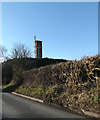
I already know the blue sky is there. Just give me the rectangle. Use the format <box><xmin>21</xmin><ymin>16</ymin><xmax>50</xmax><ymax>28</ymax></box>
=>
<box><xmin>2</xmin><ymin>2</ymin><xmax>98</xmax><ymax>60</ymax></box>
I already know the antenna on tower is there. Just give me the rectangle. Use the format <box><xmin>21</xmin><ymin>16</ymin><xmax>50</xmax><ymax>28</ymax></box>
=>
<box><xmin>34</xmin><ymin>36</ymin><xmax>36</xmax><ymax>41</ymax></box>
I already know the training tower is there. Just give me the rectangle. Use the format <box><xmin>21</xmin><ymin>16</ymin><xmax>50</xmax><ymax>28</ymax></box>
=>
<box><xmin>34</xmin><ymin>36</ymin><xmax>42</xmax><ymax>58</ymax></box>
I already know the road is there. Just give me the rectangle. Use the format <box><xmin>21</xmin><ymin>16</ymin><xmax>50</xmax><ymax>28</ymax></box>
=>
<box><xmin>1</xmin><ymin>91</ymin><xmax>90</xmax><ymax>119</ymax></box>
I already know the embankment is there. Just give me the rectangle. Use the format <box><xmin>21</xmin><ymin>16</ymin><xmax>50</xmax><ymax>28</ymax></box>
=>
<box><xmin>14</xmin><ymin>55</ymin><xmax>100</xmax><ymax>116</ymax></box>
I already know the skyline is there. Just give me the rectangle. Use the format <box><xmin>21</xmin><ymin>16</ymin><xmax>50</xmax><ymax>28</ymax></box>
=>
<box><xmin>2</xmin><ymin>2</ymin><xmax>98</xmax><ymax>60</ymax></box>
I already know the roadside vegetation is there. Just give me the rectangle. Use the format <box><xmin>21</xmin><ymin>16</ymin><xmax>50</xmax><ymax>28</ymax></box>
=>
<box><xmin>2</xmin><ymin>54</ymin><xmax>100</xmax><ymax>116</ymax></box>
<box><xmin>2</xmin><ymin>57</ymin><xmax>66</xmax><ymax>85</ymax></box>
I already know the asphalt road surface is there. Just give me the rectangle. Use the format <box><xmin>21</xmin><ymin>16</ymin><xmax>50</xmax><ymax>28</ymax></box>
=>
<box><xmin>1</xmin><ymin>91</ymin><xmax>90</xmax><ymax>119</ymax></box>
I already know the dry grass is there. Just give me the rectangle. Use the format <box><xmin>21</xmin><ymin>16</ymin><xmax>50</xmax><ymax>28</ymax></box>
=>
<box><xmin>14</xmin><ymin>55</ymin><xmax>100</xmax><ymax>114</ymax></box>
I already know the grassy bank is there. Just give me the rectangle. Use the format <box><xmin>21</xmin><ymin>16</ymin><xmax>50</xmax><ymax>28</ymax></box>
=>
<box><xmin>3</xmin><ymin>55</ymin><xmax>100</xmax><ymax>115</ymax></box>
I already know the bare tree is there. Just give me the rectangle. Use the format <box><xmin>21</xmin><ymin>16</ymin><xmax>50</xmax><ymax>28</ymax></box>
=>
<box><xmin>0</xmin><ymin>45</ymin><xmax>7</xmax><ymax>57</ymax></box>
<box><xmin>11</xmin><ymin>43</ymin><xmax>32</xmax><ymax>58</ymax></box>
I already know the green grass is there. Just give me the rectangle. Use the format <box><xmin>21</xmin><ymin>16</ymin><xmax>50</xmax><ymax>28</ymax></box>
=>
<box><xmin>15</xmin><ymin>86</ymin><xmax>27</xmax><ymax>94</ymax></box>
<box><xmin>3</xmin><ymin>83</ymin><xmax>14</xmax><ymax>89</ymax></box>
<box><xmin>16</xmin><ymin>86</ymin><xmax>45</xmax><ymax>96</ymax></box>
<box><xmin>3</xmin><ymin>83</ymin><xmax>18</xmax><ymax>92</ymax></box>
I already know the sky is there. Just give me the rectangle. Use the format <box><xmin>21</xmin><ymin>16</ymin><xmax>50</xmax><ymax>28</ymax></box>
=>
<box><xmin>2</xmin><ymin>2</ymin><xmax>98</xmax><ymax>60</ymax></box>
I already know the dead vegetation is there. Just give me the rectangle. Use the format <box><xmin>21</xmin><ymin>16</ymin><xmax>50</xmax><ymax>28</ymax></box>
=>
<box><xmin>14</xmin><ymin>55</ymin><xmax>100</xmax><ymax>114</ymax></box>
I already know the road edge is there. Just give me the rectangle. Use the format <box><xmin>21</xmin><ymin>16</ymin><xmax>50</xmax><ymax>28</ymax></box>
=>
<box><xmin>12</xmin><ymin>92</ymin><xmax>100</xmax><ymax>119</ymax></box>
<box><xmin>12</xmin><ymin>92</ymin><xmax>43</xmax><ymax>103</ymax></box>
<box><xmin>81</xmin><ymin>109</ymin><xmax>100</xmax><ymax>119</ymax></box>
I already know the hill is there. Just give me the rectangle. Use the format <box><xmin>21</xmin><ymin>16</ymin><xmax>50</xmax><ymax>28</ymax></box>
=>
<box><xmin>2</xmin><ymin>57</ymin><xmax>66</xmax><ymax>85</ymax></box>
<box><xmin>3</xmin><ymin>55</ymin><xmax>100</xmax><ymax>117</ymax></box>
